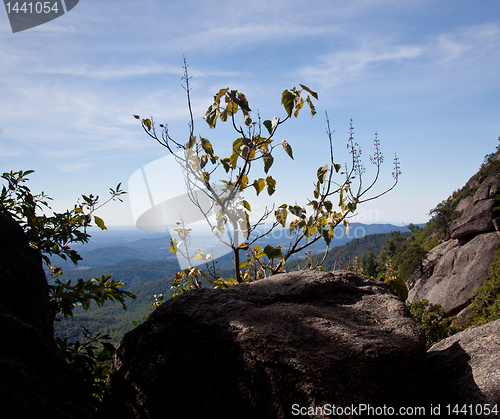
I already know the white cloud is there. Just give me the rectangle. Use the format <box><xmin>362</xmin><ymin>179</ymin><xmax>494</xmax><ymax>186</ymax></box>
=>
<box><xmin>58</xmin><ymin>161</ymin><xmax>94</xmax><ymax>173</ymax></box>
<box><xmin>33</xmin><ymin>63</ymin><xmax>182</xmax><ymax>80</ymax></box>
<box><xmin>435</xmin><ymin>23</ymin><xmax>500</xmax><ymax>64</ymax></box>
<box><xmin>296</xmin><ymin>21</ymin><xmax>500</xmax><ymax>93</ymax></box>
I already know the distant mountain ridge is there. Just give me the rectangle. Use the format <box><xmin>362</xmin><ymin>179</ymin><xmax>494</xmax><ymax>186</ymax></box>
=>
<box><xmin>54</xmin><ymin>227</ymin><xmax>416</xmax><ymax>343</ymax></box>
<box><xmin>58</xmin><ymin>222</ymin><xmax>414</xmax><ymax>270</ymax></box>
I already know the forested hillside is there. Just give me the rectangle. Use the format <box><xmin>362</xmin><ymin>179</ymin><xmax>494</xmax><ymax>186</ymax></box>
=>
<box><xmin>54</xmin><ymin>229</ymin><xmax>408</xmax><ymax>343</ymax></box>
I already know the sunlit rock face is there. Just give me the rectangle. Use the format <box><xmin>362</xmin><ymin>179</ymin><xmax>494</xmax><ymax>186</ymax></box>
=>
<box><xmin>408</xmin><ymin>231</ymin><xmax>498</xmax><ymax>315</ymax></box>
<box><xmin>409</xmin><ymin>174</ymin><xmax>500</xmax><ymax>315</ymax></box>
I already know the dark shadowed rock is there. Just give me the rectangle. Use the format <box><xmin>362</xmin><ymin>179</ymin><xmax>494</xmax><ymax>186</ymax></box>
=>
<box><xmin>427</xmin><ymin>319</ymin><xmax>500</xmax><ymax>412</ymax></box>
<box><xmin>0</xmin><ymin>213</ymin><xmax>54</xmax><ymax>348</ymax></box>
<box><xmin>408</xmin><ymin>232</ymin><xmax>499</xmax><ymax>314</ymax></box>
<box><xmin>100</xmin><ymin>271</ymin><xmax>426</xmax><ymax>419</ymax></box>
<box><xmin>0</xmin><ymin>306</ymin><xmax>93</xmax><ymax>418</ymax></box>
<box><xmin>0</xmin><ymin>213</ymin><xmax>94</xmax><ymax>417</ymax></box>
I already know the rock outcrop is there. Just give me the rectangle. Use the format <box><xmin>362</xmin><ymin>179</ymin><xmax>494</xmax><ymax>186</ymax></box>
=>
<box><xmin>408</xmin><ymin>173</ymin><xmax>500</xmax><ymax>314</ymax></box>
<box><xmin>100</xmin><ymin>271</ymin><xmax>426</xmax><ymax>419</ymax></box>
<box><xmin>408</xmin><ymin>231</ymin><xmax>498</xmax><ymax>314</ymax></box>
<box><xmin>0</xmin><ymin>213</ymin><xmax>93</xmax><ymax>418</ymax></box>
<box><xmin>427</xmin><ymin>319</ymin><xmax>500</xmax><ymax>410</ymax></box>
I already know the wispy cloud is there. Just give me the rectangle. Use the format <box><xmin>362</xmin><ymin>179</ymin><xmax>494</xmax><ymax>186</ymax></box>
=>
<box><xmin>169</xmin><ymin>22</ymin><xmax>338</xmax><ymax>52</ymax></box>
<box><xmin>435</xmin><ymin>23</ymin><xmax>500</xmax><ymax>64</ymax></box>
<box><xmin>297</xmin><ymin>22</ymin><xmax>500</xmax><ymax>92</ymax></box>
<box><xmin>33</xmin><ymin>63</ymin><xmax>182</xmax><ymax>80</ymax></box>
<box><xmin>58</xmin><ymin>161</ymin><xmax>94</xmax><ymax>173</ymax></box>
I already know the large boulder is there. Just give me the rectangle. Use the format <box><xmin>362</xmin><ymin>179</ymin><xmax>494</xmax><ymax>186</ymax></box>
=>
<box><xmin>0</xmin><ymin>213</ymin><xmax>93</xmax><ymax>418</ymax></box>
<box><xmin>0</xmin><ymin>213</ymin><xmax>54</xmax><ymax>348</ymax></box>
<box><xmin>100</xmin><ymin>271</ymin><xmax>426</xmax><ymax>419</ymax></box>
<box><xmin>408</xmin><ymin>231</ymin><xmax>499</xmax><ymax>314</ymax></box>
<box><xmin>427</xmin><ymin>319</ymin><xmax>500</xmax><ymax>410</ymax></box>
<box><xmin>0</xmin><ymin>307</ymin><xmax>93</xmax><ymax>418</ymax></box>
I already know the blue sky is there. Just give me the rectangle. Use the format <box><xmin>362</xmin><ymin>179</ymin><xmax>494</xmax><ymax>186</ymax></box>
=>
<box><xmin>1</xmin><ymin>0</ymin><xmax>499</xmax><ymax>229</ymax></box>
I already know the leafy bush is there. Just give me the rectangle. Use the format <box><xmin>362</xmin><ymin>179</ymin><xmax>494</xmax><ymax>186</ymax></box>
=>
<box><xmin>0</xmin><ymin>169</ymin><xmax>136</xmax><ymax>406</ymax></box>
<box><xmin>408</xmin><ymin>298</ymin><xmax>455</xmax><ymax>349</ymax></box>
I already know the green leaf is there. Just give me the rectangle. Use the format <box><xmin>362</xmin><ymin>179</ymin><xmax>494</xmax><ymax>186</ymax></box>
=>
<box><xmin>281</xmin><ymin>90</ymin><xmax>295</xmax><ymax>117</ymax></box>
<box><xmin>242</xmin><ymin>200</ymin><xmax>251</xmax><ymax>211</ymax></box>
<box><xmin>299</xmin><ymin>84</ymin><xmax>319</xmax><ymax>100</ymax></box>
<box><xmin>293</xmin><ymin>97</ymin><xmax>304</xmax><ymax>118</ymax></box>
<box><xmin>322</xmin><ymin>228</ymin><xmax>332</xmax><ymax>246</ymax></box>
<box><xmin>266</xmin><ymin>175</ymin><xmax>276</xmax><ymax>196</ymax></box>
<box><xmin>263</xmin><ymin>153</ymin><xmax>274</xmax><ymax>174</ymax></box>
<box><xmin>240</xmin><ymin>174</ymin><xmax>249</xmax><ymax>191</ymax></box>
<box><xmin>205</xmin><ymin>106</ymin><xmax>218</xmax><ymax>128</ymax></box>
<box><xmin>263</xmin><ymin>245</ymin><xmax>283</xmax><ymax>260</ymax></box>
<box><xmin>186</xmin><ymin>136</ymin><xmax>196</xmax><ymax>149</ymax></box>
<box><xmin>306</xmin><ymin>96</ymin><xmax>316</xmax><ymax>118</ymax></box>
<box><xmin>236</xmin><ymin>92</ymin><xmax>251</xmax><ymax>112</ymax></box>
<box><xmin>282</xmin><ymin>140</ymin><xmax>294</xmax><ymax>160</ymax></box>
<box><xmin>200</xmin><ymin>138</ymin><xmax>214</xmax><ymax>156</ymax></box>
<box><xmin>314</xmin><ymin>182</ymin><xmax>320</xmax><ymax>199</ymax></box>
<box><xmin>275</xmin><ymin>207</ymin><xmax>288</xmax><ymax>227</ymax></box>
<box><xmin>253</xmin><ymin>178</ymin><xmax>266</xmax><ymax>196</ymax></box>
<box><xmin>230</xmin><ymin>151</ymin><xmax>239</xmax><ymax>170</ymax></box>
<box><xmin>133</xmin><ymin>115</ymin><xmax>140</xmax><ymax>119</ymax></box>
<box><xmin>200</xmin><ymin>154</ymin><xmax>208</xmax><ymax>169</ymax></box>
<box><xmin>263</xmin><ymin>120</ymin><xmax>272</xmax><ymax>135</ymax></box>
<box><xmin>214</xmin><ymin>87</ymin><xmax>229</xmax><ymax>102</ymax></box>
<box><xmin>94</xmin><ymin>216</ymin><xmax>107</xmax><ymax>230</ymax></box>
<box><xmin>317</xmin><ymin>164</ymin><xmax>328</xmax><ymax>184</ymax></box>
<box><xmin>306</xmin><ymin>226</ymin><xmax>317</xmax><ymax>238</ymax></box>
<box><xmin>263</xmin><ymin>116</ymin><xmax>279</xmax><ymax>135</ymax></box>
<box><xmin>221</xmin><ymin>158</ymin><xmax>231</xmax><ymax>173</ymax></box>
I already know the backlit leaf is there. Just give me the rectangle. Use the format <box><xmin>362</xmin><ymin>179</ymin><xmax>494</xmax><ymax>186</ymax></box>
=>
<box><xmin>263</xmin><ymin>245</ymin><xmax>283</xmax><ymax>260</ymax></box>
<box><xmin>253</xmin><ymin>178</ymin><xmax>266</xmax><ymax>196</ymax></box>
<box><xmin>214</xmin><ymin>87</ymin><xmax>229</xmax><ymax>103</ymax></box>
<box><xmin>186</xmin><ymin>136</ymin><xmax>196</xmax><ymax>149</ymax></box>
<box><xmin>266</xmin><ymin>175</ymin><xmax>276</xmax><ymax>196</ymax></box>
<box><xmin>317</xmin><ymin>164</ymin><xmax>328</xmax><ymax>183</ymax></box>
<box><xmin>281</xmin><ymin>90</ymin><xmax>295</xmax><ymax>117</ymax></box>
<box><xmin>143</xmin><ymin>118</ymin><xmax>152</xmax><ymax>131</ymax></box>
<box><xmin>200</xmin><ymin>155</ymin><xmax>208</xmax><ymax>169</ymax></box>
<box><xmin>221</xmin><ymin>158</ymin><xmax>231</xmax><ymax>173</ymax></box>
<box><xmin>201</xmin><ymin>138</ymin><xmax>214</xmax><ymax>156</ymax></box>
<box><xmin>299</xmin><ymin>84</ymin><xmax>319</xmax><ymax>100</ymax></box>
<box><xmin>94</xmin><ymin>216</ymin><xmax>107</xmax><ymax>230</ymax></box>
<box><xmin>263</xmin><ymin>153</ymin><xmax>274</xmax><ymax>174</ymax></box>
